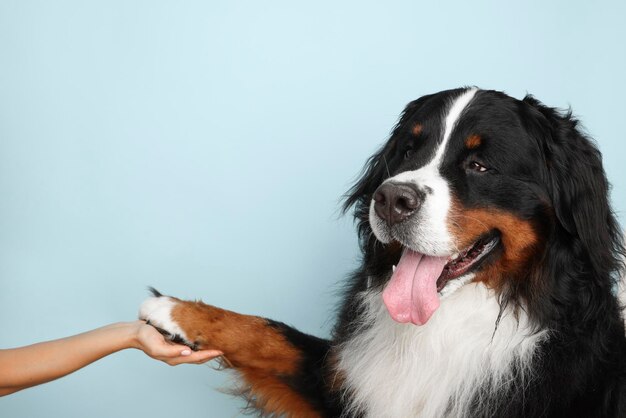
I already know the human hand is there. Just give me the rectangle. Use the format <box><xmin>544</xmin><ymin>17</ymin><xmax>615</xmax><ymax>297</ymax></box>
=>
<box><xmin>131</xmin><ymin>321</ymin><xmax>223</xmax><ymax>366</ymax></box>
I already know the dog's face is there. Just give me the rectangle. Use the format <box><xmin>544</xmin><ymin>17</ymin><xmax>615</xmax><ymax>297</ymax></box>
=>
<box><xmin>356</xmin><ymin>88</ymin><xmax>585</xmax><ymax>325</ymax></box>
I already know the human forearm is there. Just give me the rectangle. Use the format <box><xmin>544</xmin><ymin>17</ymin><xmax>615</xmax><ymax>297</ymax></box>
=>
<box><xmin>0</xmin><ymin>322</ymin><xmax>139</xmax><ymax>394</ymax></box>
<box><xmin>0</xmin><ymin>320</ymin><xmax>222</xmax><ymax>397</ymax></box>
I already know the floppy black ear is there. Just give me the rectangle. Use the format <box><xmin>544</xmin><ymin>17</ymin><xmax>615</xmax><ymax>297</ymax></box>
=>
<box><xmin>342</xmin><ymin>98</ymin><xmax>428</xmax><ymax>212</ymax></box>
<box><xmin>523</xmin><ymin>95</ymin><xmax>624</xmax><ymax>279</ymax></box>
<box><xmin>342</xmin><ymin>140</ymin><xmax>395</xmax><ymax>213</ymax></box>
<box><xmin>342</xmin><ymin>99</ymin><xmax>425</xmax><ymax>247</ymax></box>
<box><xmin>341</xmin><ymin>137</ymin><xmax>396</xmax><ymax>244</ymax></box>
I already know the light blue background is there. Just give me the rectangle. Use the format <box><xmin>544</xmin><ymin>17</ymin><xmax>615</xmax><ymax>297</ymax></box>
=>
<box><xmin>1</xmin><ymin>1</ymin><xmax>624</xmax><ymax>417</ymax></box>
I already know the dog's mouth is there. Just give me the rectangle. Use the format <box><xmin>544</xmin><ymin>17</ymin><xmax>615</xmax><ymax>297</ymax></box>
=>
<box><xmin>436</xmin><ymin>232</ymin><xmax>500</xmax><ymax>293</ymax></box>
<box><xmin>383</xmin><ymin>232</ymin><xmax>500</xmax><ymax>326</ymax></box>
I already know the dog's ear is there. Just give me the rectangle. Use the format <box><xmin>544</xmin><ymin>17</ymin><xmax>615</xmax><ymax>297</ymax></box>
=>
<box><xmin>341</xmin><ymin>137</ymin><xmax>396</xmax><ymax>246</ymax></box>
<box><xmin>342</xmin><ymin>100</ymin><xmax>422</xmax><ymax>217</ymax></box>
<box><xmin>342</xmin><ymin>139</ymin><xmax>395</xmax><ymax>214</ymax></box>
<box><xmin>523</xmin><ymin>95</ymin><xmax>624</xmax><ymax>277</ymax></box>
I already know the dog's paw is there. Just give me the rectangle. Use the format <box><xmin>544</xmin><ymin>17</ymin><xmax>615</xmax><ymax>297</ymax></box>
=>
<box><xmin>139</xmin><ymin>292</ymin><xmax>194</xmax><ymax>349</ymax></box>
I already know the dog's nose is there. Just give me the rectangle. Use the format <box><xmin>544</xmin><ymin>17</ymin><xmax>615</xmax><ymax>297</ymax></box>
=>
<box><xmin>373</xmin><ymin>182</ymin><xmax>422</xmax><ymax>226</ymax></box>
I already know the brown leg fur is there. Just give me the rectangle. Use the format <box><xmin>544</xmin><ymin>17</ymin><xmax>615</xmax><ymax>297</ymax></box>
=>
<box><xmin>168</xmin><ymin>298</ymin><xmax>323</xmax><ymax>418</ymax></box>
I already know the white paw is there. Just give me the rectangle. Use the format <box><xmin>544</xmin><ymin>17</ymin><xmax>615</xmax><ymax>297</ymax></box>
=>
<box><xmin>139</xmin><ymin>296</ymin><xmax>189</xmax><ymax>342</ymax></box>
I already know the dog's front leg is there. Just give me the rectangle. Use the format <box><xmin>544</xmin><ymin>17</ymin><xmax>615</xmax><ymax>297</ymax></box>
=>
<box><xmin>139</xmin><ymin>289</ymin><xmax>335</xmax><ymax>418</ymax></box>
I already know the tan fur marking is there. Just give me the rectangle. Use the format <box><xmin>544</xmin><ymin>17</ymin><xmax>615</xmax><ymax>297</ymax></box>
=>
<box><xmin>170</xmin><ymin>301</ymin><xmax>321</xmax><ymax>417</ymax></box>
<box><xmin>447</xmin><ymin>199</ymin><xmax>538</xmax><ymax>288</ymax></box>
<box><xmin>238</xmin><ymin>369</ymin><xmax>322</xmax><ymax>418</ymax></box>
<box><xmin>171</xmin><ymin>301</ymin><xmax>300</xmax><ymax>373</ymax></box>
<box><xmin>465</xmin><ymin>134</ymin><xmax>482</xmax><ymax>149</ymax></box>
<box><xmin>411</xmin><ymin>123</ymin><xmax>423</xmax><ymax>136</ymax></box>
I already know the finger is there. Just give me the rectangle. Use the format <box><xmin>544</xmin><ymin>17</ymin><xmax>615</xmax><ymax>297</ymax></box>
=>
<box><xmin>152</xmin><ymin>342</ymin><xmax>198</xmax><ymax>358</ymax></box>
<box><xmin>182</xmin><ymin>349</ymin><xmax>223</xmax><ymax>362</ymax></box>
<box><xmin>190</xmin><ymin>349</ymin><xmax>223</xmax><ymax>360</ymax></box>
<box><xmin>167</xmin><ymin>350</ymin><xmax>223</xmax><ymax>365</ymax></box>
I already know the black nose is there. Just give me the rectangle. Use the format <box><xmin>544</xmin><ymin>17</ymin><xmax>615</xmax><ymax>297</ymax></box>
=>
<box><xmin>373</xmin><ymin>182</ymin><xmax>422</xmax><ymax>226</ymax></box>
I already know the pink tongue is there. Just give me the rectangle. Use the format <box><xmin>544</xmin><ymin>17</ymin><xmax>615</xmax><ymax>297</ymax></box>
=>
<box><xmin>382</xmin><ymin>249</ymin><xmax>448</xmax><ymax>325</ymax></box>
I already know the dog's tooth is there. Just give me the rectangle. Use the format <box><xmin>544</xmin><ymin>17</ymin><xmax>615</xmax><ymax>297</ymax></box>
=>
<box><xmin>451</xmin><ymin>252</ymin><xmax>460</xmax><ymax>259</ymax></box>
<box><xmin>392</xmin><ymin>264</ymin><xmax>396</xmax><ymax>272</ymax></box>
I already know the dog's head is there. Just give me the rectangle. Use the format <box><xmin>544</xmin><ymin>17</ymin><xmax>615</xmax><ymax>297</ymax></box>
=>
<box><xmin>344</xmin><ymin>88</ymin><xmax>623</xmax><ymax>325</ymax></box>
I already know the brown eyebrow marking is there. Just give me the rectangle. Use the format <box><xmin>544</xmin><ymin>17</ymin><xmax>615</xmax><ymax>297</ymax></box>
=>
<box><xmin>465</xmin><ymin>134</ymin><xmax>482</xmax><ymax>149</ymax></box>
<box><xmin>411</xmin><ymin>123</ymin><xmax>423</xmax><ymax>136</ymax></box>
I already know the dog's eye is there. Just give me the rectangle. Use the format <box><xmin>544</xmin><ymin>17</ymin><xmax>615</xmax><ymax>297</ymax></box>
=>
<box><xmin>469</xmin><ymin>161</ymin><xmax>489</xmax><ymax>172</ymax></box>
<box><xmin>404</xmin><ymin>149</ymin><xmax>415</xmax><ymax>159</ymax></box>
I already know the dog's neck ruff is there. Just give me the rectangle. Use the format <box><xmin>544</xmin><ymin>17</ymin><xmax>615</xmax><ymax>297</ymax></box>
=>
<box><xmin>336</xmin><ymin>283</ymin><xmax>548</xmax><ymax>418</ymax></box>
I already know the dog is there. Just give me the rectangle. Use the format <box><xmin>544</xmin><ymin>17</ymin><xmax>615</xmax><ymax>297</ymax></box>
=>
<box><xmin>139</xmin><ymin>87</ymin><xmax>626</xmax><ymax>418</ymax></box>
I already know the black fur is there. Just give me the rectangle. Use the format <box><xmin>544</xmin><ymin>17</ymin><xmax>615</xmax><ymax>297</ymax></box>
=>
<box><xmin>333</xmin><ymin>89</ymin><xmax>626</xmax><ymax>417</ymax></box>
<box><xmin>265</xmin><ymin>320</ymin><xmax>343</xmax><ymax>417</ymax></box>
<box><xmin>204</xmin><ymin>89</ymin><xmax>626</xmax><ymax>417</ymax></box>
<box><xmin>148</xmin><ymin>286</ymin><xmax>163</xmax><ymax>298</ymax></box>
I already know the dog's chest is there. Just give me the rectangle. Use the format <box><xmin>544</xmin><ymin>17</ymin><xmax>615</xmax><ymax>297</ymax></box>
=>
<box><xmin>335</xmin><ymin>284</ymin><xmax>545</xmax><ymax>418</ymax></box>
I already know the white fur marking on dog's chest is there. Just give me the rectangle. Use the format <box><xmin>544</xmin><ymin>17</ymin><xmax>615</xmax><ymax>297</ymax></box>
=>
<box><xmin>336</xmin><ymin>283</ymin><xmax>546</xmax><ymax>418</ymax></box>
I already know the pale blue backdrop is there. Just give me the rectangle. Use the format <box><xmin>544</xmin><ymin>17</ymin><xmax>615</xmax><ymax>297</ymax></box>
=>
<box><xmin>1</xmin><ymin>1</ymin><xmax>624</xmax><ymax>417</ymax></box>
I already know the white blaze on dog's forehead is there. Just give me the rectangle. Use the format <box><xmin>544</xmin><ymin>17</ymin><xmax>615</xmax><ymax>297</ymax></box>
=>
<box><xmin>390</xmin><ymin>88</ymin><xmax>479</xmax><ymax>176</ymax></box>
<box><xmin>369</xmin><ymin>88</ymin><xmax>479</xmax><ymax>256</ymax></box>
<box><xmin>433</xmin><ymin>87</ymin><xmax>478</xmax><ymax>167</ymax></box>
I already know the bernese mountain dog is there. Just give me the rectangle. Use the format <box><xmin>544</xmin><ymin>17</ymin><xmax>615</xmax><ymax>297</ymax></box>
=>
<box><xmin>139</xmin><ymin>87</ymin><xmax>626</xmax><ymax>418</ymax></box>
